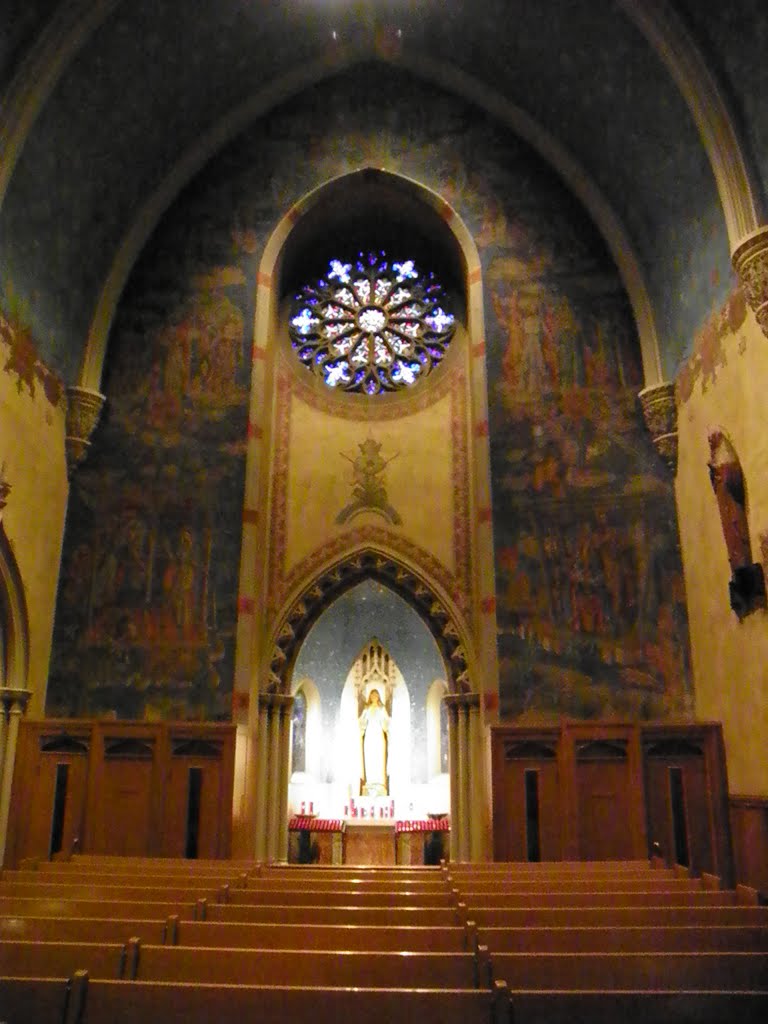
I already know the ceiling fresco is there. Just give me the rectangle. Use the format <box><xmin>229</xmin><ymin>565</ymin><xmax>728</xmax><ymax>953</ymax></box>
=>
<box><xmin>0</xmin><ymin>0</ymin><xmax>765</xmax><ymax>384</ymax></box>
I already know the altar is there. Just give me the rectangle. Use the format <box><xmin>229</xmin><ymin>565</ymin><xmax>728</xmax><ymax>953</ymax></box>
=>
<box><xmin>288</xmin><ymin>814</ymin><xmax>450</xmax><ymax>866</ymax></box>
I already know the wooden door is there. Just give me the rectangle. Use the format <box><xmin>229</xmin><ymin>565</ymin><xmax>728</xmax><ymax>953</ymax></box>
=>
<box><xmin>162</xmin><ymin>738</ymin><xmax>227</xmax><ymax>859</ymax></box>
<box><xmin>89</xmin><ymin>735</ymin><xmax>158</xmax><ymax>856</ymax></box>
<box><xmin>575</xmin><ymin>739</ymin><xmax>635</xmax><ymax>860</ymax></box>
<box><xmin>10</xmin><ymin>731</ymin><xmax>89</xmax><ymax>863</ymax></box>
<box><xmin>644</xmin><ymin>738</ymin><xmax>714</xmax><ymax>874</ymax></box>
<box><xmin>493</xmin><ymin>739</ymin><xmax>561</xmax><ymax>861</ymax></box>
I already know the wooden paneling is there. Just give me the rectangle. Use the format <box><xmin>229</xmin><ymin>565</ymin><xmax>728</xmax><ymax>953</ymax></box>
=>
<box><xmin>491</xmin><ymin>722</ymin><xmax>732</xmax><ymax>878</ymax></box>
<box><xmin>730</xmin><ymin>796</ymin><xmax>768</xmax><ymax>894</ymax></box>
<box><xmin>7</xmin><ymin>720</ymin><xmax>235</xmax><ymax>865</ymax></box>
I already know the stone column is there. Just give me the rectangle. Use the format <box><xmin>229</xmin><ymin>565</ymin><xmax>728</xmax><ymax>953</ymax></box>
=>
<box><xmin>65</xmin><ymin>386</ymin><xmax>106</xmax><ymax>475</ymax></box>
<box><xmin>0</xmin><ymin>697</ymin><xmax>9</xmax><ymax>802</ymax></box>
<box><xmin>254</xmin><ymin>696</ymin><xmax>270</xmax><ymax>861</ymax></box>
<box><xmin>639</xmin><ymin>381</ymin><xmax>678</xmax><ymax>472</ymax></box>
<box><xmin>266</xmin><ymin>696</ymin><xmax>282</xmax><ymax>862</ymax></box>
<box><xmin>732</xmin><ymin>227</ymin><xmax>768</xmax><ymax>339</ymax></box>
<box><xmin>456</xmin><ymin>699</ymin><xmax>470</xmax><ymax>861</ymax></box>
<box><xmin>277</xmin><ymin>694</ymin><xmax>293</xmax><ymax>863</ymax></box>
<box><xmin>446</xmin><ymin>696</ymin><xmax>460</xmax><ymax>862</ymax></box>
<box><xmin>467</xmin><ymin>694</ymin><xmax>485</xmax><ymax>861</ymax></box>
<box><xmin>0</xmin><ymin>689</ymin><xmax>30</xmax><ymax>865</ymax></box>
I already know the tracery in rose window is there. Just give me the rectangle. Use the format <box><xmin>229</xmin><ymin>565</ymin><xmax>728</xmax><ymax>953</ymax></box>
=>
<box><xmin>288</xmin><ymin>252</ymin><xmax>455</xmax><ymax>394</ymax></box>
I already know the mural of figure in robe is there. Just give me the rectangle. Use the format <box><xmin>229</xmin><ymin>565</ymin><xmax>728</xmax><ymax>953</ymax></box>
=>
<box><xmin>360</xmin><ymin>688</ymin><xmax>390</xmax><ymax>797</ymax></box>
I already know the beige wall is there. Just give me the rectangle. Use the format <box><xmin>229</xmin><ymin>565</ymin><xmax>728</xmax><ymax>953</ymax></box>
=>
<box><xmin>676</xmin><ymin>293</ymin><xmax>768</xmax><ymax>795</ymax></box>
<box><xmin>0</xmin><ymin>351</ymin><xmax>68</xmax><ymax>715</ymax></box>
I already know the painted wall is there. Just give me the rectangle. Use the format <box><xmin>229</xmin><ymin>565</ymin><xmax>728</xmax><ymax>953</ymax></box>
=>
<box><xmin>676</xmin><ymin>288</ymin><xmax>768</xmax><ymax>795</ymax></box>
<box><xmin>45</xmin><ymin>66</ymin><xmax>689</xmax><ymax>723</ymax></box>
<box><xmin>0</xmin><ymin>308</ymin><xmax>67</xmax><ymax>714</ymax></box>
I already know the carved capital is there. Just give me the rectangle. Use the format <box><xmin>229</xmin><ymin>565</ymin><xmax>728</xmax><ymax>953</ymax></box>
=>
<box><xmin>639</xmin><ymin>381</ymin><xmax>677</xmax><ymax>472</ymax></box>
<box><xmin>732</xmin><ymin>227</ymin><xmax>768</xmax><ymax>338</ymax></box>
<box><xmin>65</xmin><ymin>386</ymin><xmax>106</xmax><ymax>475</ymax></box>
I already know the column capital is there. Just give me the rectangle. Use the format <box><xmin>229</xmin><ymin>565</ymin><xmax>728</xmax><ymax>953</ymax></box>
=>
<box><xmin>0</xmin><ymin>688</ymin><xmax>31</xmax><ymax>712</ymax></box>
<box><xmin>639</xmin><ymin>381</ymin><xmax>677</xmax><ymax>472</ymax></box>
<box><xmin>444</xmin><ymin>691</ymin><xmax>481</xmax><ymax>711</ymax></box>
<box><xmin>732</xmin><ymin>227</ymin><xmax>768</xmax><ymax>339</ymax></box>
<box><xmin>65</xmin><ymin>386</ymin><xmax>106</xmax><ymax>476</ymax></box>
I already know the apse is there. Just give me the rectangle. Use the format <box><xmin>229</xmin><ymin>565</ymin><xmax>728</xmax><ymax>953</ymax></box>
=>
<box><xmin>288</xmin><ymin>578</ymin><xmax>449</xmax><ymax>821</ymax></box>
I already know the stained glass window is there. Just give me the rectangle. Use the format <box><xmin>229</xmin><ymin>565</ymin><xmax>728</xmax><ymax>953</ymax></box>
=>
<box><xmin>289</xmin><ymin>252</ymin><xmax>455</xmax><ymax>394</ymax></box>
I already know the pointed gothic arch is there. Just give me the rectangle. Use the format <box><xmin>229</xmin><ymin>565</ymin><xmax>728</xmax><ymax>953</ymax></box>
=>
<box><xmin>268</xmin><ymin>548</ymin><xmax>473</xmax><ymax>698</ymax></box>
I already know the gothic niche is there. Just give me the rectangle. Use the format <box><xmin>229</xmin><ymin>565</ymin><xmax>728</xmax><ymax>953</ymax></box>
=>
<box><xmin>707</xmin><ymin>429</ymin><xmax>766</xmax><ymax>618</ymax></box>
<box><xmin>344</xmin><ymin>638</ymin><xmax>409</xmax><ymax>800</ymax></box>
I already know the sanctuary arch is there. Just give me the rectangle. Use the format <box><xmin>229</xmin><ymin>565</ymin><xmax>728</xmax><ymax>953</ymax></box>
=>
<box><xmin>233</xmin><ymin>168</ymin><xmax>498</xmax><ymax>862</ymax></box>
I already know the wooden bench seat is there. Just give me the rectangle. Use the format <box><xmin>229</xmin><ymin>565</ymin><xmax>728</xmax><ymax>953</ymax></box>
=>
<box><xmin>0</xmin><ymin>915</ymin><xmax>168</xmax><ymax>945</ymax></box>
<box><xmin>3</xmin><ymin>868</ymin><xmax>251</xmax><ymax>888</ymax></box>
<box><xmin>480</xmin><ymin>924</ymin><xmax>768</xmax><ymax>953</ymax></box>
<box><xmin>468</xmin><ymin>904</ymin><xmax>768</xmax><ymax>928</ymax></box>
<box><xmin>456</xmin><ymin>878</ymin><xmax>703</xmax><ymax>893</ymax></box>
<box><xmin>171</xmin><ymin>919</ymin><xmax>471</xmax><ymax>951</ymax></box>
<box><xmin>0</xmin><ymin>975</ymin><xmax>513</xmax><ymax>1024</ymax></box>
<box><xmin>228</xmin><ymin>886</ymin><xmax>453</xmax><ymax>907</ymax></box>
<box><xmin>0</xmin><ymin>896</ymin><xmax>198</xmax><ymax>920</ymax></box>
<box><xmin>461</xmin><ymin>889</ymin><xmax>736</xmax><ymax>908</ymax></box>
<box><xmin>0</xmin><ymin>880</ymin><xmax>221</xmax><ymax>902</ymax></box>
<box><xmin>447</xmin><ymin>860</ymin><xmax>655</xmax><ymax>872</ymax></box>
<box><xmin>507</xmin><ymin>989</ymin><xmax>768</xmax><ymax>1024</ymax></box>
<box><xmin>0</xmin><ymin>940</ymin><xmax>126</xmax><ymax>980</ymax></box>
<box><xmin>202</xmin><ymin>901</ymin><xmax>461</xmax><ymax>927</ymax></box>
<box><xmin>490</xmin><ymin>951</ymin><xmax>768</xmax><ymax>991</ymax></box>
<box><xmin>126</xmin><ymin>944</ymin><xmax>489</xmax><ymax>988</ymax></box>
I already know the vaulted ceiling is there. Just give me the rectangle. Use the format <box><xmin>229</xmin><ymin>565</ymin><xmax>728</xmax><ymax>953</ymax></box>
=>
<box><xmin>1</xmin><ymin>0</ymin><xmax>766</xmax><ymax>386</ymax></box>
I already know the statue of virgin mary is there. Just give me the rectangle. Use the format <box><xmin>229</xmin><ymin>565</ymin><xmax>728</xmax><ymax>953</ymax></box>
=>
<box><xmin>359</xmin><ymin>688</ymin><xmax>389</xmax><ymax>796</ymax></box>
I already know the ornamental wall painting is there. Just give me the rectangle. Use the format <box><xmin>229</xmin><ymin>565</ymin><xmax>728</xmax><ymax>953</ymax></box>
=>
<box><xmin>47</xmin><ymin>270</ymin><xmax>251</xmax><ymax>720</ymax></box>
<box><xmin>47</xmin><ymin>65</ymin><xmax>691</xmax><ymax>721</ymax></box>
<box><xmin>487</xmin><ymin>274</ymin><xmax>691</xmax><ymax>719</ymax></box>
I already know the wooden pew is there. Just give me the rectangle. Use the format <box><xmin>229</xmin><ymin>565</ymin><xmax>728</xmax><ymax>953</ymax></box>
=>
<box><xmin>460</xmin><ymin>889</ymin><xmax>737</xmax><ymax>908</ymax></box>
<box><xmin>480</xmin><ymin>924</ymin><xmax>768</xmax><ymax>953</ymax></box>
<box><xmin>467</xmin><ymin>904</ymin><xmax>768</xmax><ymax>928</ymax></box>
<box><xmin>0</xmin><ymin>896</ymin><xmax>198</xmax><ymax>920</ymax></box>
<box><xmin>0</xmin><ymin>915</ymin><xmax>168</xmax><ymax>945</ymax></box>
<box><xmin>23</xmin><ymin>973</ymin><xmax>514</xmax><ymax>1024</ymax></box>
<box><xmin>491</xmin><ymin>951</ymin><xmax>768</xmax><ymax>990</ymax></box>
<box><xmin>0</xmin><ymin>977</ymin><xmax>67</xmax><ymax>1024</ymax></box>
<box><xmin>507</xmin><ymin>990</ymin><xmax>768</xmax><ymax>1023</ymax></box>
<box><xmin>0</xmin><ymin>880</ymin><xmax>221</xmax><ymax>902</ymax></box>
<box><xmin>202</xmin><ymin>901</ymin><xmax>461</xmax><ymax>927</ymax></box>
<box><xmin>171</xmin><ymin>919</ymin><xmax>471</xmax><ymax>952</ymax></box>
<box><xmin>447</xmin><ymin>859</ymin><xmax>655</xmax><ymax>873</ymax></box>
<box><xmin>3</xmin><ymin>868</ymin><xmax>251</xmax><ymax>888</ymax></box>
<box><xmin>455</xmin><ymin>877</ymin><xmax>703</xmax><ymax>893</ymax></box>
<box><xmin>126</xmin><ymin>943</ymin><xmax>489</xmax><ymax>989</ymax></box>
<box><xmin>241</xmin><ymin>876</ymin><xmax>449</xmax><ymax>893</ymax></box>
<box><xmin>227</xmin><ymin>886</ymin><xmax>453</xmax><ymax>907</ymax></box>
<box><xmin>0</xmin><ymin>940</ymin><xmax>127</xmax><ymax>979</ymax></box>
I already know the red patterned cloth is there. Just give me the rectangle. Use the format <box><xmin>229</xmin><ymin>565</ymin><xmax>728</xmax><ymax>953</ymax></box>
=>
<box><xmin>396</xmin><ymin>818</ymin><xmax>450</xmax><ymax>833</ymax></box>
<box><xmin>288</xmin><ymin>816</ymin><xmax>345</xmax><ymax>832</ymax></box>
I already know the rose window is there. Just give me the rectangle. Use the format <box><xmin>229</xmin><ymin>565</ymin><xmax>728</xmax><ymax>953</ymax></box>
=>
<box><xmin>289</xmin><ymin>252</ymin><xmax>456</xmax><ymax>394</ymax></box>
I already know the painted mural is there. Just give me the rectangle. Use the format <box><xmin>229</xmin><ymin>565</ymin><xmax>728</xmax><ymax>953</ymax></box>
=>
<box><xmin>47</xmin><ymin>265</ymin><xmax>251</xmax><ymax>719</ymax></box>
<box><xmin>47</xmin><ymin>65</ymin><xmax>691</xmax><ymax>720</ymax></box>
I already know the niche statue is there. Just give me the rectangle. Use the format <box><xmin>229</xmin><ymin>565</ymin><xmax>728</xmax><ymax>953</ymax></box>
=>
<box><xmin>359</xmin><ymin>688</ymin><xmax>390</xmax><ymax>797</ymax></box>
<box><xmin>707</xmin><ymin>429</ymin><xmax>766</xmax><ymax>618</ymax></box>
